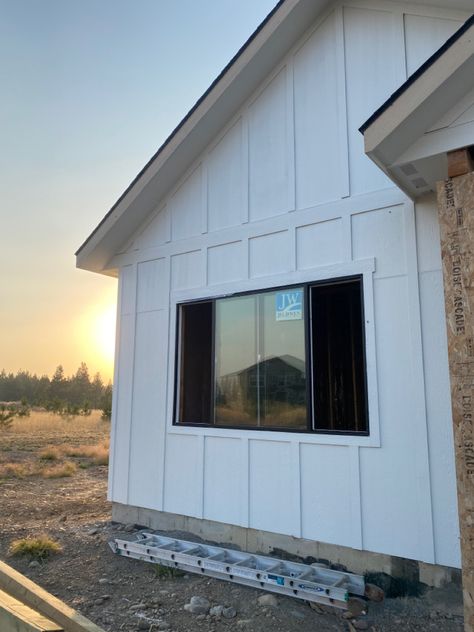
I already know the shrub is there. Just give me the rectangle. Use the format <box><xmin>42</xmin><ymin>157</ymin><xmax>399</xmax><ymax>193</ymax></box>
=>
<box><xmin>38</xmin><ymin>447</ymin><xmax>60</xmax><ymax>461</ymax></box>
<box><xmin>0</xmin><ymin>406</ymin><xmax>15</xmax><ymax>430</ymax></box>
<box><xmin>9</xmin><ymin>535</ymin><xmax>62</xmax><ymax>560</ymax></box>
<box><xmin>40</xmin><ymin>461</ymin><xmax>77</xmax><ymax>479</ymax></box>
<box><xmin>0</xmin><ymin>462</ymin><xmax>32</xmax><ymax>479</ymax></box>
<box><xmin>100</xmin><ymin>386</ymin><xmax>112</xmax><ymax>421</ymax></box>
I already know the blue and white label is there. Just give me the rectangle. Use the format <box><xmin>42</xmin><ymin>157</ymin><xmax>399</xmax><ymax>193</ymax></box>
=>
<box><xmin>275</xmin><ymin>290</ymin><xmax>303</xmax><ymax>321</ymax></box>
<box><xmin>266</xmin><ymin>573</ymin><xmax>285</xmax><ymax>586</ymax></box>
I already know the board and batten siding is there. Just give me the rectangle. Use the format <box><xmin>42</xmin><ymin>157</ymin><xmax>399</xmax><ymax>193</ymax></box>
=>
<box><xmin>108</xmin><ymin>1</ymin><xmax>469</xmax><ymax>568</ymax></box>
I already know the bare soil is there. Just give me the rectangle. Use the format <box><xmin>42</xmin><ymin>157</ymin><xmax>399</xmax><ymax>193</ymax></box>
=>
<box><xmin>0</xmin><ymin>414</ymin><xmax>465</xmax><ymax>631</ymax></box>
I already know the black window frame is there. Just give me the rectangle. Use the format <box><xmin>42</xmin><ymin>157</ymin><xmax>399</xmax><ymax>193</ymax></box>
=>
<box><xmin>173</xmin><ymin>275</ymin><xmax>369</xmax><ymax>436</ymax></box>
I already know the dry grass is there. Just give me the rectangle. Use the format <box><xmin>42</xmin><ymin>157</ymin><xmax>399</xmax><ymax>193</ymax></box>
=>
<box><xmin>62</xmin><ymin>442</ymin><xmax>109</xmax><ymax>465</ymax></box>
<box><xmin>9</xmin><ymin>535</ymin><xmax>62</xmax><ymax>559</ymax></box>
<box><xmin>39</xmin><ymin>446</ymin><xmax>61</xmax><ymax>461</ymax></box>
<box><xmin>0</xmin><ymin>410</ymin><xmax>110</xmax><ymax>480</ymax></box>
<box><xmin>0</xmin><ymin>462</ymin><xmax>34</xmax><ymax>479</ymax></box>
<box><xmin>40</xmin><ymin>461</ymin><xmax>77</xmax><ymax>479</ymax></box>
<box><xmin>7</xmin><ymin>410</ymin><xmax>105</xmax><ymax>435</ymax></box>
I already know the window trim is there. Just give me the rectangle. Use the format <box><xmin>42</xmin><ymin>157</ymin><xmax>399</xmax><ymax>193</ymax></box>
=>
<box><xmin>167</xmin><ymin>258</ymin><xmax>380</xmax><ymax>448</ymax></box>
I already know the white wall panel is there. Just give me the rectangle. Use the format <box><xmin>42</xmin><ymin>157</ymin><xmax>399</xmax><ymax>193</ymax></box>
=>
<box><xmin>249</xmin><ymin>440</ymin><xmax>295</xmax><ymax>535</ymax></box>
<box><xmin>204</xmin><ymin>437</ymin><xmax>243</xmax><ymax>526</ymax></box>
<box><xmin>360</xmin><ymin>277</ymin><xmax>427</xmax><ymax>561</ymax></box>
<box><xmin>164</xmin><ymin>434</ymin><xmax>202</xmax><ymax>517</ymax></box>
<box><xmin>344</xmin><ymin>7</ymin><xmax>399</xmax><ymax>195</ymax></box>
<box><xmin>419</xmin><ymin>271</ymin><xmax>460</xmax><ymax>567</ymax></box>
<box><xmin>208</xmin><ymin>121</ymin><xmax>243</xmax><ymax>232</ymax></box>
<box><xmin>137</xmin><ymin>258</ymin><xmax>167</xmax><ymax>312</ymax></box>
<box><xmin>404</xmin><ymin>15</ymin><xmax>463</xmax><ymax>77</ymax></box>
<box><xmin>300</xmin><ymin>444</ymin><xmax>354</xmax><ymax>546</ymax></box>
<box><xmin>296</xmin><ymin>219</ymin><xmax>343</xmax><ymax>270</ymax></box>
<box><xmin>170</xmin><ymin>166</ymin><xmax>203</xmax><ymax>241</ymax></box>
<box><xmin>135</xmin><ymin>206</ymin><xmax>170</xmax><ymax>251</ymax></box>
<box><xmin>248</xmin><ymin>70</ymin><xmax>289</xmax><ymax>221</ymax></box>
<box><xmin>128</xmin><ymin>311</ymin><xmax>167</xmax><ymax>509</ymax></box>
<box><xmin>352</xmin><ymin>206</ymin><xmax>406</xmax><ymax>278</ymax></box>
<box><xmin>171</xmin><ymin>250</ymin><xmax>204</xmax><ymax>290</ymax></box>
<box><xmin>294</xmin><ymin>13</ymin><xmax>343</xmax><ymax>209</ymax></box>
<box><xmin>208</xmin><ymin>241</ymin><xmax>245</xmax><ymax>286</ymax></box>
<box><xmin>249</xmin><ymin>231</ymin><xmax>291</xmax><ymax>278</ymax></box>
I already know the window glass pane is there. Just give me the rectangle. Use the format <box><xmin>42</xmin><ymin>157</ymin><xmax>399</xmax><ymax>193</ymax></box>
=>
<box><xmin>214</xmin><ymin>295</ymin><xmax>258</xmax><ymax>426</ymax></box>
<box><xmin>311</xmin><ymin>279</ymin><xmax>368</xmax><ymax>433</ymax></box>
<box><xmin>260</xmin><ymin>289</ymin><xmax>307</xmax><ymax>429</ymax></box>
<box><xmin>178</xmin><ymin>302</ymin><xmax>213</xmax><ymax>423</ymax></box>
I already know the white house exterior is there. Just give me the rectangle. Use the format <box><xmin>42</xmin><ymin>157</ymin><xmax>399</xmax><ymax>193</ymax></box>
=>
<box><xmin>77</xmin><ymin>0</ymin><xmax>474</xmax><ymax>583</ymax></box>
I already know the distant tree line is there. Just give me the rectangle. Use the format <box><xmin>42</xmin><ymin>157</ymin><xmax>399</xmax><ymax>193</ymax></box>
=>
<box><xmin>0</xmin><ymin>363</ymin><xmax>112</xmax><ymax>418</ymax></box>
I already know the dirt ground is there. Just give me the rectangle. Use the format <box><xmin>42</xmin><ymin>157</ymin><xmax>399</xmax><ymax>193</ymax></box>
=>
<box><xmin>0</xmin><ymin>413</ymin><xmax>465</xmax><ymax>631</ymax></box>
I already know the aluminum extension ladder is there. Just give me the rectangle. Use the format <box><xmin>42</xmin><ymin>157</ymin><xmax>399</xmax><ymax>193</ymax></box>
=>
<box><xmin>109</xmin><ymin>532</ymin><xmax>366</xmax><ymax>610</ymax></box>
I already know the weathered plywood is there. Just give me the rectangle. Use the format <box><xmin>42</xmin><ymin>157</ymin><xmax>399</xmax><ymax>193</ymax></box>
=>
<box><xmin>438</xmin><ymin>172</ymin><xmax>474</xmax><ymax>632</ymax></box>
<box><xmin>0</xmin><ymin>562</ymin><xmax>103</xmax><ymax>632</ymax></box>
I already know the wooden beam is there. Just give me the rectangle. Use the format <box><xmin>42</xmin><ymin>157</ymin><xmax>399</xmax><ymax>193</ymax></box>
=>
<box><xmin>0</xmin><ymin>588</ymin><xmax>62</xmax><ymax>631</ymax></box>
<box><xmin>0</xmin><ymin>561</ymin><xmax>104</xmax><ymax>632</ymax></box>
<box><xmin>437</xmin><ymin>170</ymin><xmax>474</xmax><ymax>632</ymax></box>
<box><xmin>447</xmin><ymin>148</ymin><xmax>474</xmax><ymax>178</ymax></box>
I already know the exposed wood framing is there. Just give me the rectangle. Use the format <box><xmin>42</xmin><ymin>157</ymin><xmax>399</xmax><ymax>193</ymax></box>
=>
<box><xmin>0</xmin><ymin>588</ymin><xmax>62</xmax><ymax>631</ymax></box>
<box><xmin>0</xmin><ymin>561</ymin><xmax>104</xmax><ymax>632</ymax></box>
<box><xmin>448</xmin><ymin>148</ymin><xmax>474</xmax><ymax>179</ymax></box>
<box><xmin>437</xmin><ymin>148</ymin><xmax>474</xmax><ymax>632</ymax></box>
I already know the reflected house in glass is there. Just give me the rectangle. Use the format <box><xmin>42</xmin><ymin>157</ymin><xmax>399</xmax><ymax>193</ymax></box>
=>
<box><xmin>215</xmin><ymin>354</ymin><xmax>306</xmax><ymax>428</ymax></box>
<box><xmin>76</xmin><ymin>0</ymin><xmax>474</xmax><ymax>587</ymax></box>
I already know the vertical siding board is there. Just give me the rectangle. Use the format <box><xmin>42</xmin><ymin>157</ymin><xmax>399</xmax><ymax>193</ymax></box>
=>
<box><xmin>293</xmin><ymin>12</ymin><xmax>342</xmax><ymax>209</ymax></box>
<box><xmin>107</xmin><ymin>275</ymin><xmax>122</xmax><ymax>501</ymax></box>
<box><xmin>241</xmin><ymin>113</ymin><xmax>250</xmax><ymax>225</ymax></box>
<box><xmin>286</xmin><ymin>57</ymin><xmax>296</xmax><ymax>213</ymax></box>
<box><xmin>292</xmin><ymin>442</ymin><xmax>302</xmax><ymax>538</ymax></box>
<box><xmin>241</xmin><ymin>438</ymin><xmax>250</xmax><ymax>527</ymax></box>
<box><xmin>343</xmin><ymin>6</ymin><xmax>399</xmax><ymax>195</ymax></box>
<box><xmin>335</xmin><ymin>6</ymin><xmax>350</xmax><ymax>199</ymax></box>
<box><xmin>113</xmin><ymin>264</ymin><xmax>137</xmax><ymax>505</ymax></box>
<box><xmin>403</xmin><ymin>201</ymin><xmax>435</xmax><ymax>563</ymax></box>
<box><xmin>349</xmin><ymin>446</ymin><xmax>363</xmax><ymax>549</ymax></box>
<box><xmin>248</xmin><ymin>68</ymin><xmax>289</xmax><ymax>221</ymax></box>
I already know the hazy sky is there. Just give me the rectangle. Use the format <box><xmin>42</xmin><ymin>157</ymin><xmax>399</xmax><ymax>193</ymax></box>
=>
<box><xmin>0</xmin><ymin>0</ymin><xmax>276</xmax><ymax>380</ymax></box>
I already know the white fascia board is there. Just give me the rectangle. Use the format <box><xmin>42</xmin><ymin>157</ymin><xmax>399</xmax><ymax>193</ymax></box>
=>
<box><xmin>76</xmin><ymin>0</ymin><xmax>331</xmax><ymax>274</ymax></box>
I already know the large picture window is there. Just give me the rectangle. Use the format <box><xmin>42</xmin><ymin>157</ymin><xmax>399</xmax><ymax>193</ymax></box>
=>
<box><xmin>175</xmin><ymin>277</ymin><xmax>368</xmax><ymax>435</ymax></box>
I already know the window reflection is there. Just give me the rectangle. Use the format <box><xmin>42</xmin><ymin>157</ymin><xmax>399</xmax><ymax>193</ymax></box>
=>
<box><xmin>214</xmin><ymin>289</ymin><xmax>306</xmax><ymax>429</ymax></box>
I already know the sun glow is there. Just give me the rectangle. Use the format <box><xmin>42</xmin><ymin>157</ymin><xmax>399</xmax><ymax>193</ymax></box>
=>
<box><xmin>93</xmin><ymin>304</ymin><xmax>116</xmax><ymax>368</ymax></box>
<box><xmin>75</xmin><ymin>300</ymin><xmax>117</xmax><ymax>379</ymax></box>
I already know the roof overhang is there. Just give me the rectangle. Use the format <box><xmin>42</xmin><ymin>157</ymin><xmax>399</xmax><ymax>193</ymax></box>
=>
<box><xmin>75</xmin><ymin>0</ymin><xmax>333</xmax><ymax>275</ymax></box>
<box><xmin>361</xmin><ymin>14</ymin><xmax>474</xmax><ymax>200</ymax></box>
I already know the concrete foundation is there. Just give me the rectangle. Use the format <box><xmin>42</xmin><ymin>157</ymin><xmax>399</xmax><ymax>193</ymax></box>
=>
<box><xmin>112</xmin><ymin>502</ymin><xmax>460</xmax><ymax>589</ymax></box>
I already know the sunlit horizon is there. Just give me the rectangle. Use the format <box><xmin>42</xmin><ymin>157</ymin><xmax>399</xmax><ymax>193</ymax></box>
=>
<box><xmin>0</xmin><ymin>0</ymin><xmax>276</xmax><ymax>384</ymax></box>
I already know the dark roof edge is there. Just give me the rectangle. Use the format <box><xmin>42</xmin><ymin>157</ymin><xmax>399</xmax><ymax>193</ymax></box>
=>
<box><xmin>359</xmin><ymin>12</ymin><xmax>474</xmax><ymax>135</ymax></box>
<box><xmin>76</xmin><ymin>0</ymin><xmax>287</xmax><ymax>257</ymax></box>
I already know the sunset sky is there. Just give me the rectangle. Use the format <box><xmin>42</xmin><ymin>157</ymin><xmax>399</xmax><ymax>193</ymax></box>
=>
<box><xmin>1</xmin><ymin>0</ymin><xmax>276</xmax><ymax>381</ymax></box>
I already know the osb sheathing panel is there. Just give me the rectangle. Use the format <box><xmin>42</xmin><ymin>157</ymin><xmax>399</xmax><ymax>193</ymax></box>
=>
<box><xmin>438</xmin><ymin>172</ymin><xmax>474</xmax><ymax>632</ymax></box>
